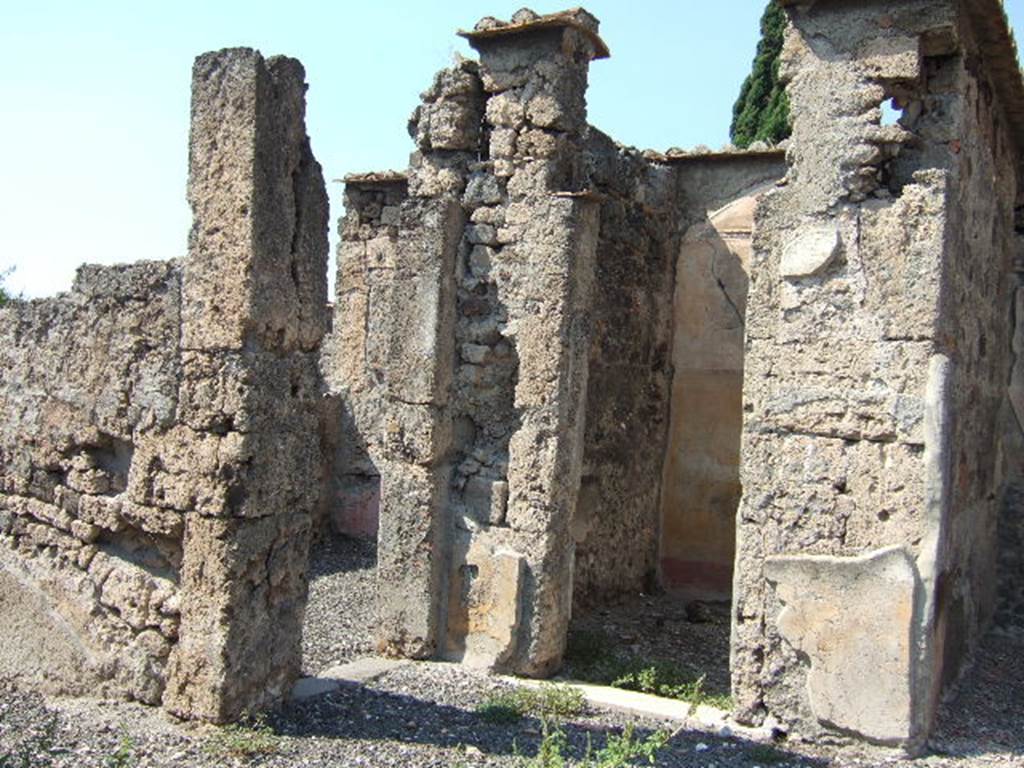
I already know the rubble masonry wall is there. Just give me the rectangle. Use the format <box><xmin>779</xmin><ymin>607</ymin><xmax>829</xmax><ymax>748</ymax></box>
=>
<box><xmin>571</xmin><ymin>130</ymin><xmax>677</xmax><ymax>606</ymax></box>
<box><xmin>0</xmin><ymin>262</ymin><xmax>183</xmax><ymax>705</ymax></box>
<box><xmin>0</xmin><ymin>47</ymin><xmax>329</xmax><ymax>723</ymax></box>
<box><xmin>733</xmin><ymin>0</ymin><xmax>1021</xmax><ymax>750</ymax></box>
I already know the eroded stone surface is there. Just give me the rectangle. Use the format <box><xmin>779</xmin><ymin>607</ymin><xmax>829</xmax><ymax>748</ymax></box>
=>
<box><xmin>0</xmin><ymin>46</ymin><xmax>327</xmax><ymax>723</ymax></box>
<box><xmin>446</xmin><ymin>535</ymin><xmax>525</xmax><ymax>668</ymax></box>
<box><xmin>779</xmin><ymin>224</ymin><xmax>841</xmax><ymax>278</ymax></box>
<box><xmin>2</xmin><ymin>4</ymin><xmax>1023</xmax><ymax>753</ymax></box>
<box><xmin>733</xmin><ymin>1</ymin><xmax>1019</xmax><ymax>753</ymax></box>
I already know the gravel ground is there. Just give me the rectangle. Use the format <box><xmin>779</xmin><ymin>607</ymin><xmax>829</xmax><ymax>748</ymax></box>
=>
<box><xmin>994</xmin><ymin>483</ymin><xmax>1024</xmax><ymax>640</ymax></box>
<box><xmin>1</xmin><ymin>533</ymin><xmax>1022</xmax><ymax>767</ymax></box>
<box><xmin>4</xmin><ymin>651</ymin><xmax>1021</xmax><ymax>767</ymax></box>
<box><xmin>302</xmin><ymin>535</ymin><xmax>379</xmax><ymax>674</ymax></box>
<box><xmin>566</xmin><ymin>594</ymin><xmax>732</xmax><ymax>701</ymax></box>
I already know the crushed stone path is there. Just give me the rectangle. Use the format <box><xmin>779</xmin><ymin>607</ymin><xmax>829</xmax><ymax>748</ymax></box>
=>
<box><xmin>1</xmin><ymin>534</ymin><xmax>1021</xmax><ymax>766</ymax></box>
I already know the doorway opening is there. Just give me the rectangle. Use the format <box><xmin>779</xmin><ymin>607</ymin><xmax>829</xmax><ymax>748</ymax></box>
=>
<box><xmin>302</xmin><ymin>407</ymin><xmax>381</xmax><ymax>677</ymax></box>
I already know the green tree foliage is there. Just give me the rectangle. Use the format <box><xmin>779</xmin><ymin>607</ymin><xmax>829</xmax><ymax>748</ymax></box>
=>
<box><xmin>730</xmin><ymin>1</ymin><xmax>791</xmax><ymax>148</ymax></box>
<box><xmin>0</xmin><ymin>270</ymin><xmax>11</xmax><ymax>307</ymax></box>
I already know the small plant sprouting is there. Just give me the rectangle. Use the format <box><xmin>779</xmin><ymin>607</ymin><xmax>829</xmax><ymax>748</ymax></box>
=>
<box><xmin>204</xmin><ymin>712</ymin><xmax>280</xmax><ymax>760</ymax></box>
<box><xmin>102</xmin><ymin>732</ymin><xmax>136</xmax><ymax>768</ymax></box>
<box><xmin>477</xmin><ymin>684</ymin><xmax>585</xmax><ymax>724</ymax></box>
<box><xmin>522</xmin><ymin>721</ymin><xmax>670</xmax><ymax>768</ymax></box>
<box><xmin>564</xmin><ymin>630</ymin><xmax>733</xmax><ymax>710</ymax></box>
<box><xmin>477</xmin><ymin>690</ymin><xmax>525</xmax><ymax>725</ymax></box>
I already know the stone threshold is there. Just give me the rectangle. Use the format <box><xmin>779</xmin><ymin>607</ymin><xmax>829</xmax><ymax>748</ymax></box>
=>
<box><xmin>291</xmin><ymin>655</ymin><xmax>774</xmax><ymax>744</ymax></box>
<box><xmin>292</xmin><ymin>657</ymin><xmax>412</xmax><ymax>700</ymax></box>
<box><xmin>501</xmin><ymin>674</ymin><xmax>774</xmax><ymax>743</ymax></box>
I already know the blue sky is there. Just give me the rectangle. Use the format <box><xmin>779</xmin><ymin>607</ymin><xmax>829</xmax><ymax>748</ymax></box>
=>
<box><xmin>3</xmin><ymin>1</ymin><xmax>1024</xmax><ymax>298</ymax></box>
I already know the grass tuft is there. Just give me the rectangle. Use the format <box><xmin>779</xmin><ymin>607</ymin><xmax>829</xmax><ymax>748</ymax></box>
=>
<box><xmin>520</xmin><ymin>721</ymin><xmax>670</xmax><ymax>768</ymax></box>
<box><xmin>204</xmin><ymin>713</ymin><xmax>280</xmax><ymax>760</ymax></box>
<box><xmin>565</xmin><ymin>629</ymin><xmax>732</xmax><ymax>710</ymax></box>
<box><xmin>478</xmin><ymin>684</ymin><xmax>586</xmax><ymax>724</ymax></box>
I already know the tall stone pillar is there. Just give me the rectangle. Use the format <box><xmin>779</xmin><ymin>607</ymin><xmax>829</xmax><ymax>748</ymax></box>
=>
<box><xmin>734</xmin><ymin>0</ymin><xmax>1019</xmax><ymax>750</ymax></box>
<box><xmin>370</xmin><ymin>61</ymin><xmax>483</xmax><ymax>658</ymax></box>
<box><xmin>335</xmin><ymin>10</ymin><xmax>605</xmax><ymax>673</ymax></box>
<box><xmin>163</xmin><ymin>48</ymin><xmax>328</xmax><ymax>722</ymax></box>
<box><xmin>443</xmin><ymin>9</ymin><xmax>604</xmax><ymax>675</ymax></box>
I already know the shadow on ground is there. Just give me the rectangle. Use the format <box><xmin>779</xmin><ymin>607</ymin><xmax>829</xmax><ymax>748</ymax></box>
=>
<box><xmin>268</xmin><ymin>681</ymin><xmax>827</xmax><ymax>767</ymax></box>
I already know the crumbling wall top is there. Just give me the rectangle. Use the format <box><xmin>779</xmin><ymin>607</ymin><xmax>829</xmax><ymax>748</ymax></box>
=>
<box><xmin>654</xmin><ymin>147</ymin><xmax>787</xmax><ymax>165</ymax></box>
<box><xmin>340</xmin><ymin>171</ymin><xmax>409</xmax><ymax>188</ymax></box>
<box><xmin>779</xmin><ymin>0</ymin><xmax>1024</xmax><ymax>180</ymax></box>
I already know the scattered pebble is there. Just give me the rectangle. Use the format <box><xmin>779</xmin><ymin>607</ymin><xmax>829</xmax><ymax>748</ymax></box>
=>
<box><xmin>0</xmin><ymin>537</ymin><xmax>1019</xmax><ymax>767</ymax></box>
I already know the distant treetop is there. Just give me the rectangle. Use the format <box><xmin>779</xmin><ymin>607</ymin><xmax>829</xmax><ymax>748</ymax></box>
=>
<box><xmin>0</xmin><ymin>268</ymin><xmax>15</xmax><ymax>306</ymax></box>
<box><xmin>730</xmin><ymin>1</ymin><xmax>791</xmax><ymax>149</ymax></box>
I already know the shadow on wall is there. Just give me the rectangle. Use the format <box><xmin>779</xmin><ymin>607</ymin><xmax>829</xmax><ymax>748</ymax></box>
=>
<box><xmin>319</xmin><ymin>395</ymin><xmax>380</xmax><ymax>541</ymax></box>
<box><xmin>659</xmin><ymin>186</ymin><xmax>770</xmax><ymax>600</ymax></box>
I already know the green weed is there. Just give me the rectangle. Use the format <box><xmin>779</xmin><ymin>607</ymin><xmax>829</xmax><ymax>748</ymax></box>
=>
<box><xmin>520</xmin><ymin>721</ymin><xmax>669</xmax><ymax>768</ymax></box>
<box><xmin>204</xmin><ymin>713</ymin><xmax>279</xmax><ymax>760</ymax></box>
<box><xmin>565</xmin><ymin>630</ymin><xmax>732</xmax><ymax>710</ymax></box>
<box><xmin>102</xmin><ymin>733</ymin><xmax>135</xmax><ymax>768</ymax></box>
<box><xmin>478</xmin><ymin>684</ymin><xmax>586</xmax><ymax>724</ymax></box>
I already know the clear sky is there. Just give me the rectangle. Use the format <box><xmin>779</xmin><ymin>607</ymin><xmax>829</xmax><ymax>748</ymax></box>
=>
<box><xmin>3</xmin><ymin>1</ymin><xmax>1024</xmax><ymax>298</ymax></box>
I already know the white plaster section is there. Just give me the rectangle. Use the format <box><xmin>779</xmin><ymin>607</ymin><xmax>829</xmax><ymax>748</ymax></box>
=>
<box><xmin>911</xmin><ymin>353</ymin><xmax>954</xmax><ymax>747</ymax></box>
<box><xmin>765</xmin><ymin>546</ymin><xmax>918</xmax><ymax>745</ymax></box>
<box><xmin>779</xmin><ymin>224</ymin><xmax>841</xmax><ymax>278</ymax></box>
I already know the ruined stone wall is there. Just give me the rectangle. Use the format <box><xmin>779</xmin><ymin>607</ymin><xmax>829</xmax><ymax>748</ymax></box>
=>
<box><xmin>734</xmin><ymin>0</ymin><xmax>1021</xmax><ymax>750</ymax></box>
<box><xmin>1000</xmin><ymin>280</ymin><xmax>1024</xmax><ymax>636</ymax></box>
<box><xmin>570</xmin><ymin>132</ymin><xmax>676</xmax><ymax>606</ymax></box>
<box><xmin>0</xmin><ymin>262</ymin><xmax>183</xmax><ymax>705</ymax></box>
<box><xmin>931</xmin><ymin>3</ymin><xmax>1020</xmax><ymax>692</ymax></box>
<box><xmin>327</xmin><ymin>10</ymin><xmax>605</xmax><ymax>676</ymax></box>
<box><xmin>164</xmin><ymin>48</ymin><xmax>328</xmax><ymax>722</ymax></box>
<box><xmin>319</xmin><ymin>175</ymin><xmax>409</xmax><ymax>539</ymax></box>
<box><xmin>572</xmin><ymin>142</ymin><xmax>787</xmax><ymax>606</ymax></box>
<box><xmin>367</xmin><ymin>59</ymin><xmax>478</xmax><ymax>661</ymax></box>
<box><xmin>434</xmin><ymin>14</ymin><xmax>602</xmax><ymax>676</ymax></box>
<box><xmin>0</xmin><ymin>47</ymin><xmax>328</xmax><ymax>723</ymax></box>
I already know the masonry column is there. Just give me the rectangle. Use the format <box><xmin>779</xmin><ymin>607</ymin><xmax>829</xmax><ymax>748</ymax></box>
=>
<box><xmin>163</xmin><ymin>48</ymin><xmax>328</xmax><ymax>721</ymax></box>
<box><xmin>368</xmin><ymin>59</ymin><xmax>485</xmax><ymax>658</ymax></box>
<box><xmin>440</xmin><ymin>9</ymin><xmax>604</xmax><ymax>675</ymax></box>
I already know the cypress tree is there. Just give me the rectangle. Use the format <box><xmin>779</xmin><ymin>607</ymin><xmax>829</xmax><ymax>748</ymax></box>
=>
<box><xmin>730</xmin><ymin>1</ymin><xmax>791</xmax><ymax>148</ymax></box>
<box><xmin>0</xmin><ymin>268</ymin><xmax>14</xmax><ymax>306</ymax></box>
